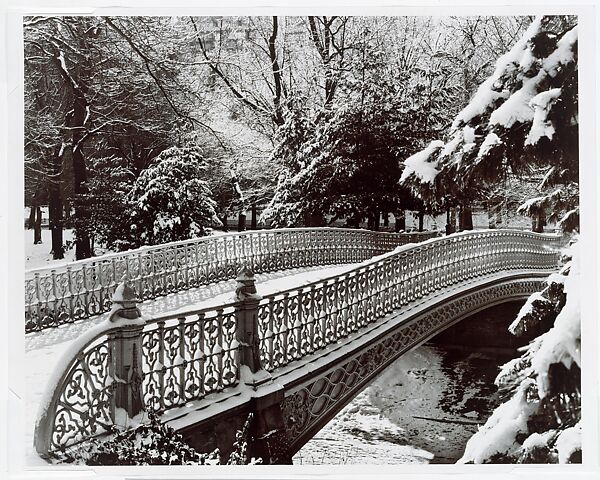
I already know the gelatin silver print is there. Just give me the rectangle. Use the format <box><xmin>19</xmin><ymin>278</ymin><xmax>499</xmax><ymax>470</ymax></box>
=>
<box><xmin>21</xmin><ymin>13</ymin><xmax>582</xmax><ymax>467</ymax></box>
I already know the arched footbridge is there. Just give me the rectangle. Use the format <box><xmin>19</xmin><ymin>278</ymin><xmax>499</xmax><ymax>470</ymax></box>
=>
<box><xmin>33</xmin><ymin>228</ymin><xmax>567</xmax><ymax>463</ymax></box>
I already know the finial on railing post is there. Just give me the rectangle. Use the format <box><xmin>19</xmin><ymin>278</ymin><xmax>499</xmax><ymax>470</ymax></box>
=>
<box><xmin>234</xmin><ymin>265</ymin><xmax>271</xmax><ymax>389</ymax></box>
<box><xmin>109</xmin><ymin>274</ymin><xmax>141</xmax><ymax>321</ymax></box>
<box><xmin>108</xmin><ymin>275</ymin><xmax>145</xmax><ymax>423</ymax></box>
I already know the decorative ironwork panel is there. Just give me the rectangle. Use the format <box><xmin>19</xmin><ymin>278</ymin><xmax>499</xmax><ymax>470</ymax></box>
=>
<box><xmin>281</xmin><ymin>278</ymin><xmax>545</xmax><ymax>450</ymax></box>
<box><xmin>26</xmin><ymin>228</ymin><xmax>441</xmax><ymax>332</ymax></box>
<box><xmin>40</xmin><ymin>340</ymin><xmax>113</xmax><ymax>455</ymax></box>
<box><xmin>141</xmin><ymin>308</ymin><xmax>239</xmax><ymax>414</ymax></box>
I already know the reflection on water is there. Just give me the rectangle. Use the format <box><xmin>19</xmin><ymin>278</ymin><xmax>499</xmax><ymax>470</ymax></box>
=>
<box><xmin>294</xmin><ymin>342</ymin><xmax>516</xmax><ymax>465</ymax></box>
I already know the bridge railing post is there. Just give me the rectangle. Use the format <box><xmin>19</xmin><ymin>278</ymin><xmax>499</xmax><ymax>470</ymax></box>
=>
<box><xmin>107</xmin><ymin>276</ymin><xmax>146</xmax><ymax>423</ymax></box>
<box><xmin>234</xmin><ymin>266</ymin><xmax>271</xmax><ymax>389</ymax></box>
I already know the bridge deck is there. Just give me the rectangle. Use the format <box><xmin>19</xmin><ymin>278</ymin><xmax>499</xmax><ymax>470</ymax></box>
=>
<box><xmin>23</xmin><ymin>262</ymin><xmax>360</xmax><ymax>464</ymax></box>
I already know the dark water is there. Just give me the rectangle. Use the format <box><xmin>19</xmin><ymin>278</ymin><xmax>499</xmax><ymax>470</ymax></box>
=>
<box><xmin>294</xmin><ymin>303</ymin><xmax>523</xmax><ymax>465</ymax></box>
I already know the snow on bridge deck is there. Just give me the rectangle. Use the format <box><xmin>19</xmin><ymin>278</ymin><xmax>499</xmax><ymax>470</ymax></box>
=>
<box><xmin>23</xmin><ymin>263</ymin><xmax>360</xmax><ymax>465</ymax></box>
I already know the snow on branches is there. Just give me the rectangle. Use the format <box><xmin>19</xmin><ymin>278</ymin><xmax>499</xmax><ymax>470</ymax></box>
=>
<box><xmin>128</xmin><ymin>146</ymin><xmax>219</xmax><ymax>246</ymax></box>
<box><xmin>400</xmin><ymin>16</ymin><xmax>579</xmax><ymax>230</ymax></box>
<box><xmin>399</xmin><ymin>140</ymin><xmax>444</xmax><ymax>184</ymax></box>
<box><xmin>459</xmin><ymin>241</ymin><xmax>581</xmax><ymax>464</ymax></box>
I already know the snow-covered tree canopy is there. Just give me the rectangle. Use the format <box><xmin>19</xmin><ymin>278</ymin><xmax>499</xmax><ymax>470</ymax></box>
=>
<box><xmin>128</xmin><ymin>146</ymin><xmax>219</xmax><ymax>246</ymax></box>
<box><xmin>262</xmin><ymin>43</ymin><xmax>463</xmax><ymax>227</ymax></box>
<box><xmin>401</xmin><ymin>16</ymin><xmax>578</xmax><ymax>229</ymax></box>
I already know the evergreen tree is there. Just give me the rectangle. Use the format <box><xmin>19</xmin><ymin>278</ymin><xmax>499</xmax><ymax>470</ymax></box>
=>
<box><xmin>428</xmin><ymin>15</ymin><xmax>582</xmax><ymax>464</ymax></box>
<box><xmin>127</xmin><ymin>146</ymin><xmax>219</xmax><ymax>246</ymax></box>
<box><xmin>401</xmin><ymin>16</ymin><xmax>578</xmax><ymax>232</ymax></box>
<box><xmin>262</xmin><ymin>47</ymin><xmax>460</xmax><ymax>228</ymax></box>
<box><xmin>72</xmin><ymin>156</ymin><xmax>136</xmax><ymax>252</ymax></box>
<box><xmin>459</xmin><ymin>243</ymin><xmax>581</xmax><ymax>464</ymax></box>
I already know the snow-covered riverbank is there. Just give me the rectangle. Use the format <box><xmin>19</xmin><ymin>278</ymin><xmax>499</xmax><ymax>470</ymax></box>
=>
<box><xmin>295</xmin><ymin>343</ymin><xmax>516</xmax><ymax>464</ymax></box>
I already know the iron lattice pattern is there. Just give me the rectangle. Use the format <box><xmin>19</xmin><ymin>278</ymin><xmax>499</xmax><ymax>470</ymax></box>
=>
<box><xmin>41</xmin><ymin>341</ymin><xmax>113</xmax><ymax>455</ymax></box>
<box><xmin>25</xmin><ymin>229</ymin><xmax>437</xmax><ymax>332</ymax></box>
<box><xmin>256</xmin><ymin>230</ymin><xmax>563</xmax><ymax>371</ymax></box>
<box><xmin>36</xmin><ymin>230</ymin><xmax>563</xmax><ymax>456</ymax></box>
<box><xmin>281</xmin><ymin>279</ymin><xmax>545</xmax><ymax>449</ymax></box>
<box><xmin>141</xmin><ymin>308</ymin><xmax>239</xmax><ymax>414</ymax></box>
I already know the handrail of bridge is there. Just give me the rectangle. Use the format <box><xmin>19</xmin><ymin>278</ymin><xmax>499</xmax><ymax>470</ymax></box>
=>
<box><xmin>34</xmin><ymin>229</ymin><xmax>567</xmax><ymax>459</ymax></box>
<box><xmin>25</xmin><ymin>228</ymin><xmax>439</xmax><ymax>332</ymax></box>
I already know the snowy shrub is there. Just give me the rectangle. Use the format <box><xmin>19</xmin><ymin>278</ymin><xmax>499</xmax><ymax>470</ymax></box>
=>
<box><xmin>60</xmin><ymin>411</ymin><xmax>265</xmax><ymax>466</ymax></box>
<box><xmin>459</xmin><ymin>242</ymin><xmax>581</xmax><ymax>464</ymax></box>
<box><xmin>61</xmin><ymin>412</ymin><xmax>219</xmax><ymax>466</ymax></box>
<box><xmin>127</xmin><ymin>146</ymin><xmax>219</xmax><ymax>246</ymax></box>
<box><xmin>226</xmin><ymin>413</ymin><xmax>263</xmax><ymax>465</ymax></box>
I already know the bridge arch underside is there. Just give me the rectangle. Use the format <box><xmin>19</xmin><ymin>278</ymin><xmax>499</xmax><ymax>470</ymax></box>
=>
<box><xmin>279</xmin><ymin>272</ymin><xmax>546</xmax><ymax>457</ymax></box>
<box><xmin>173</xmin><ymin>271</ymin><xmax>547</xmax><ymax>463</ymax></box>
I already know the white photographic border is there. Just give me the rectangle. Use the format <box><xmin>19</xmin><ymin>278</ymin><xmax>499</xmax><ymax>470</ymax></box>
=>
<box><xmin>1</xmin><ymin>1</ymin><xmax>598</xmax><ymax>479</ymax></box>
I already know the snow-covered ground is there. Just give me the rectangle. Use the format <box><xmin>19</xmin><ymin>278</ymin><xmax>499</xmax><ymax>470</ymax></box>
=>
<box><xmin>24</xmin><ymin>228</ymin><xmax>77</xmax><ymax>270</ymax></box>
<box><xmin>24</xmin><ymin>228</ymin><xmax>116</xmax><ymax>271</ymax></box>
<box><xmin>23</xmin><ymin>263</ymin><xmax>362</xmax><ymax>465</ymax></box>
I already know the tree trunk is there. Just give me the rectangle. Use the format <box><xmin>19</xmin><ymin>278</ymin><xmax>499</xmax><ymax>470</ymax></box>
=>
<box><xmin>487</xmin><ymin>203</ymin><xmax>496</xmax><ymax>229</ymax></box>
<box><xmin>238</xmin><ymin>212</ymin><xmax>246</xmax><ymax>232</ymax></box>
<box><xmin>459</xmin><ymin>204</ymin><xmax>473</xmax><ymax>231</ymax></box>
<box><xmin>445</xmin><ymin>208</ymin><xmax>455</xmax><ymax>235</ymax></box>
<box><xmin>64</xmin><ymin>198</ymin><xmax>71</xmax><ymax>221</ymax></box>
<box><xmin>395</xmin><ymin>211</ymin><xmax>405</xmax><ymax>232</ymax></box>
<box><xmin>33</xmin><ymin>206</ymin><xmax>42</xmax><ymax>244</ymax></box>
<box><xmin>450</xmin><ymin>208</ymin><xmax>458</xmax><ymax>233</ymax></box>
<box><xmin>222</xmin><ymin>214</ymin><xmax>229</xmax><ymax>232</ymax></box>
<box><xmin>27</xmin><ymin>206</ymin><xmax>35</xmax><ymax>229</ymax></box>
<box><xmin>251</xmin><ymin>204</ymin><xmax>257</xmax><ymax>230</ymax></box>
<box><xmin>72</xmin><ymin>96</ymin><xmax>92</xmax><ymax>260</ymax></box>
<box><xmin>48</xmin><ymin>150</ymin><xmax>64</xmax><ymax>259</ymax></box>
<box><xmin>418</xmin><ymin>209</ymin><xmax>425</xmax><ymax>232</ymax></box>
<box><xmin>532</xmin><ymin>210</ymin><xmax>546</xmax><ymax>233</ymax></box>
<box><xmin>383</xmin><ymin>212</ymin><xmax>389</xmax><ymax>227</ymax></box>
<box><xmin>373</xmin><ymin>211</ymin><xmax>380</xmax><ymax>231</ymax></box>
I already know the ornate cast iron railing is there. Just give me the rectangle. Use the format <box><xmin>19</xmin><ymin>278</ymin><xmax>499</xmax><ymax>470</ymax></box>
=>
<box><xmin>34</xmin><ymin>229</ymin><xmax>565</xmax><ymax>459</ymax></box>
<box><xmin>254</xmin><ymin>229</ymin><xmax>564</xmax><ymax>370</ymax></box>
<box><xmin>25</xmin><ymin>228</ymin><xmax>438</xmax><ymax>332</ymax></box>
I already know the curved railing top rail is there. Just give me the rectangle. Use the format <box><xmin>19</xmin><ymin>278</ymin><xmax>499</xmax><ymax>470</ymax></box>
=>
<box><xmin>25</xmin><ymin>227</ymin><xmax>437</xmax><ymax>277</ymax></box>
<box><xmin>67</xmin><ymin>229</ymin><xmax>565</xmax><ymax>325</ymax></box>
<box><xmin>32</xmin><ymin>230</ymin><xmax>568</xmax><ymax>355</ymax></box>
<box><xmin>25</xmin><ymin>227</ymin><xmax>440</xmax><ymax>332</ymax></box>
<box><xmin>34</xmin><ymin>229</ymin><xmax>568</xmax><ymax>458</ymax></box>
<box><xmin>35</xmin><ymin>229</ymin><xmax>565</xmax><ymax>387</ymax></box>
<box><xmin>253</xmin><ymin>229</ymin><xmax>566</xmax><ymax>298</ymax></box>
